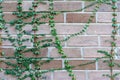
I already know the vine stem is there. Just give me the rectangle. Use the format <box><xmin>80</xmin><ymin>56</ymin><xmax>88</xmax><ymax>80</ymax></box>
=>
<box><xmin>110</xmin><ymin>0</ymin><xmax>118</xmax><ymax>80</ymax></box>
<box><xmin>33</xmin><ymin>4</ymin><xmax>39</xmax><ymax>80</ymax></box>
<box><xmin>0</xmin><ymin>1</ymin><xmax>4</xmax><ymax>57</ymax></box>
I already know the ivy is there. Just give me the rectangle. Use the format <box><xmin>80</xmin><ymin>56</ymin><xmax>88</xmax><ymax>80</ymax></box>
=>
<box><xmin>0</xmin><ymin>0</ymin><xmax>119</xmax><ymax>80</ymax></box>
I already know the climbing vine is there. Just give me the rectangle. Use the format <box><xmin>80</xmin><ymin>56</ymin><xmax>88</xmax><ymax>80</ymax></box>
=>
<box><xmin>0</xmin><ymin>0</ymin><xmax>119</xmax><ymax>80</ymax></box>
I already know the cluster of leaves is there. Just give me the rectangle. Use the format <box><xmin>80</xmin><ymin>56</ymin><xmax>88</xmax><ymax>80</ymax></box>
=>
<box><xmin>97</xmin><ymin>0</ymin><xmax>119</xmax><ymax>80</ymax></box>
<box><xmin>1</xmin><ymin>0</ymin><xmax>54</xmax><ymax>80</ymax></box>
<box><xmin>0</xmin><ymin>0</ymin><xmax>119</xmax><ymax>80</ymax></box>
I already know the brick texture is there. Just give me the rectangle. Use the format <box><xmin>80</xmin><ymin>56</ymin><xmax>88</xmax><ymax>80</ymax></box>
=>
<box><xmin>66</xmin><ymin>13</ymin><xmax>96</xmax><ymax>23</ymax></box>
<box><xmin>88</xmin><ymin>71</ymin><xmax>110</xmax><ymax>80</ymax></box>
<box><xmin>0</xmin><ymin>0</ymin><xmax>120</xmax><ymax>80</ymax></box>
<box><xmin>67</xmin><ymin>36</ymin><xmax>98</xmax><ymax>47</ymax></box>
<box><xmin>53</xmin><ymin>71</ymin><xmax>86</xmax><ymax>80</ymax></box>
<box><xmin>50</xmin><ymin>48</ymin><xmax>81</xmax><ymax>58</ymax></box>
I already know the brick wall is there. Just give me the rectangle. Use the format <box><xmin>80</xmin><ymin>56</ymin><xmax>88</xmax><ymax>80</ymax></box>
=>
<box><xmin>0</xmin><ymin>0</ymin><xmax>120</xmax><ymax>80</ymax></box>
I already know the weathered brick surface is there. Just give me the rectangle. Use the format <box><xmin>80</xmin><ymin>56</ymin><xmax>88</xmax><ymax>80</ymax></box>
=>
<box><xmin>87</xmin><ymin>24</ymin><xmax>112</xmax><ymax>35</ymax></box>
<box><xmin>50</xmin><ymin>48</ymin><xmax>81</xmax><ymax>58</ymax></box>
<box><xmin>2</xmin><ymin>35</ymin><xmax>32</xmax><ymax>47</ymax></box>
<box><xmin>54</xmin><ymin>2</ymin><xmax>82</xmax><ymax>11</ymax></box>
<box><xmin>83</xmin><ymin>48</ymin><xmax>110</xmax><ymax>58</ymax></box>
<box><xmin>98</xmin><ymin>60</ymin><xmax>120</xmax><ymax>70</ymax></box>
<box><xmin>0</xmin><ymin>59</ymin><xmax>16</xmax><ymax>69</ymax></box>
<box><xmin>3</xmin><ymin>13</ymin><xmax>32</xmax><ymax>22</ymax></box>
<box><xmin>88</xmin><ymin>71</ymin><xmax>110</xmax><ymax>80</ymax></box>
<box><xmin>0</xmin><ymin>71</ymin><xmax>17</xmax><ymax>80</ymax></box>
<box><xmin>67</xmin><ymin>36</ymin><xmax>98</xmax><ymax>47</ymax></box>
<box><xmin>53</xmin><ymin>71</ymin><xmax>86</xmax><ymax>80</ymax></box>
<box><xmin>97</xmin><ymin>13</ymin><xmax>120</xmax><ymax>23</ymax></box>
<box><xmin>0</xmin><ymin>48</ymin><xmax>14</xmax><ymax>57</ymax></box>
<box><xmin>100</xmin><ymin>36</ymin><xmax>120</xmax><ymax>47</ymax></box>
<box><xmin>0</xmin><ymin>0</ymin><xmax>120</xmax><ymax>80</ymax></box>
<box><xmin>69</xmin><ymin>60</ymin><xmax>96</xmax><ymax>70</ymax></box>
<box><xmin>38</xmin><ymin>60</ymin><xmax>62</xmax><ymax>70</ymax></box>
<box><xmin>66</xmin><ymin>13</ymin><xmax>96</xmax><ymax>23</ymax></box>
<box><xmin>85</xmin><ymin>2</ymin><xmax>112</xmax><ymax>12</ymax></box>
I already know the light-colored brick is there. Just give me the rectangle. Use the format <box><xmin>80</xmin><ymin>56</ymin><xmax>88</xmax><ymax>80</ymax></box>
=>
<box><xmin>85</xmin><ymin>2</ymin><xmax>112</xmax><ymax>12</ymax></box>
<box><xmin>53</xmin><ymin>71</ymin><xmax>86</xmax><ymax>80</ymax></box>
<box><xmin>83</xmin><ymin>48</ymin><xmax>110</xmax><ymax>58</ymax></box>
<box><xmin>50</xmin><ymin>48</ymin><xmax>81</xmax><ymax>58</ymax></box>
<box><xmin>54</xmin><ymin>2</ymin><xmax>82</xmax><ymax>11</ymax></box>
<box><xmin>67</xmin><ymin>36</ymin><xmax>98</xmax><ymax>47</ymax></box>
<box><xmin>0</xmin><ymin>71</ymin><xmax>16</xmax><ymax>80</ymax></box>
<box><xmin>87</xmin><ymin>24</ymin><xmax>112</xmax><ymax>35</ymax></box>
<box><xmin>98</xmin><ymin>60</ymin><xmax>120</xmax><ymax>70</ymax></box>
<box><xmin>100</xmin><ymin>36</ymin><xmax>120</xmax><ymax>47</ymax></box>
<box><xmin>88</xmin><ymin>71</ymin><xmax>110</xmax><ymax>80</ymax></box>
<box><xmin>97</xmin><ymin>13</ymin><xmax>120</xmax><ymax>23</ymax></box>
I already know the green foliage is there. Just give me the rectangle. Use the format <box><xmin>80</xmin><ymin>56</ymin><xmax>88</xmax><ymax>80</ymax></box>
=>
<box><xmin>0</xmin><ymin>0</ymin><xmax>119</xmax><ymax>80</ymax></box>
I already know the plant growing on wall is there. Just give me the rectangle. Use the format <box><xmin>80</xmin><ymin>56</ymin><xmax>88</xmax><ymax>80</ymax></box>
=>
<box><xmin>0</xmin><ymin>0</ymin><xmax>119</xmax><ymax>80</ymax></box>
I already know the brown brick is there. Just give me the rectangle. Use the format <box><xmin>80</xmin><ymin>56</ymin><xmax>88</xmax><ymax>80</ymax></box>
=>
<box><xmin>3</xmin><ymin>24</ymin><xmax>113</xmax><ymax>35</ymax></box>
<box><xmin>66</xmin><ymin>13</ymin><xmax>96</xmax><ymax>23</ymax></box>
<box><xmin>23</xmin><ymin>1</ymin><xmax>48</xmax><ymax>11</ymax></box>
<box><xmin>0</xmin><ymin>59</ymin><xmax>16</xmax><ymax>69</ymax></box>
<box><xmin>0</xmin><ymin>48</ymin><xmax>48</xmax><ymax>58</ymax></box>
<box><xmin>0</xmin><ymin>71</ymin><xmax>51</xmax><ymax>80</ymax></box>
<box><xmin>88</xmin><ymin>71</ymin><xmax>120</xmax><ymax>80</ymax></box>
<box><xmin>24</xmin><ymin>24</ymin><xmax>83</xmax><ymax>35</ymax></box>
<box><xmin>56</xmin><ymin>24</ymin><xmax>83</xmax><ymax>35</ymax></box>
<box><xmin>100</xmin><ymin>36</ymin><xmax>120</xmax><ymax>47</ymax></box>
<box><xmin>39</xmin><ymin>60</ymin><xmax>62</xmax><ymax>70</ymax></box>
<box><xmin>22</xmin><ymin>1</ymin><xmax>33</xmax><ymax>11</ymax></box>
<box><xmin>23</xmin><ymin>48</ymin><xmax>48</xmax><ymax>58</ymax></box>
<box><xmin>35</xmin><ymin>24</ymin><xmax>50</xmax><ymax>34</ymax></box>
<box><xmin>2</xmin><ymin>24</ymin><xmax>50</xmax><ymax>35</ymax></box>
<box><xmin>88</xmin><ymin>71</ymin><xmax>110</xmax><ymax>80</ymax></box>
<box><xmin>21</xmin><ymin>72</ymin><xmax>52</xmax><ymax>80</ymax></box>
<box><xmin>0</xmin><ymin>71</ymin><xmax>16</xmax><ymax>80</ymax></box>
<box><xmin>2</xmin><ymin>35</ymin><xmax>32</xmax><ymax>47</ymax></box>
<box><xmin>36</xmin><ymin>2</ymin><xmax>49</xmax><ymax>11</ymax></box>
<box><xmin>83</xmin><ymin>48</ymin><xmax>110</xmax><ymax>58</ymax></box>
<box><xmin>2</xmin><ymin>35</ymin><xmax>64</xmax><ymax>49</ymax></box>
<box><xmin>50</xmin><ymin>48</ymin><xmax>81</xmax><ymax>58</ymax></box>
<box><xmin>1</xmin><ymin>48</ymin><xmax>14</xmax><ymax>57</ymax></box>
<box><xmin>2</xmin><ymin>35</ymin><xmax>15</xmax><ymax>46</ymax></box>
<box><xmin>3</xmin><ymin>13</ymin><xmax>17</xmax><ymax>22</ymax></box>
<box><xmin>54</xmin><ymin>2</ymin><xmax>82</xmax><ymax>11</ymax></box>
<box><xmin>87</xmin><ymin>24</ymin><xmax>112</xmax><ymax>35</ymax></box>
<box><xmin>3</xmin><ymin>9</ymin><xmax>64</xmax><ymax>23</ymax></box>
<box><xmin>1</xmin><ymin>1</ymin><xmax>49</xmax><ymax>11</ymax></box>
<box><xmin>69</xmin><ymin>60</ymin><xmax>96</xmax><ymax>70</ymax></box>
<box><xmin>38</xmin><ymin>36</ymin><xmax>65</xmax><ymax>46</ymax></box>
<box><xmin>98</xmin><ymin>60</ymin><xmax>120</xmax><ymax>70</ymax></box>
<box><xmin>97</xmin><ymin>13</ymin><xmax>120</xmax><ymax>23</ymax></box>
<box><xmin>53</xmin><ymin>71</ymin><xmax>86</xmax><ymax>80</ymax></box>
<box><xmin>1</xmin><ymin>2</ymin><xmax>17</xmax><ymax>12</ymax></box>
<box><xmin>85</xmin><ymin>2</ymin><xmax>112</xmax><ymax>12</ymax></box>
<box><xmin>0</xmin><ymin>61</ymin><xmax>8</xmax><ymax>69</ymax></box>
<box><xmin>36</xmin><ymin>13</ymin><xmax>64</xmax><ymax>23</ymax></box>
<box><xmin>3</xmin><ymin>13</ymin><xmax>32</xmax><ymax>22</ymax></box>
<box><xmin>67</xmin><ymin>36</ymin><xmax>98</xmax><ymax>47</ymax></box>
<box><xmin>2</xmin><ymin>24</ymin><xmax>17</xmax><ymax>35</ymax></box>
<box><xmin>42</xmin><ymin>72</ymin><xmax>52</xmax><ymax>80</ymax></box>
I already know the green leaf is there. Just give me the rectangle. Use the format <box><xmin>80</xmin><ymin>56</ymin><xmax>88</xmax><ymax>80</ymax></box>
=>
<box><xmin>97</xmin><ymin>50</ymin><xmax>111</xmax><ymax>57</ymax></box>
<box><xmin>0</xmin><ymin>23</ymin><xmax>4</xmax><ymax>29</ymax></box>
